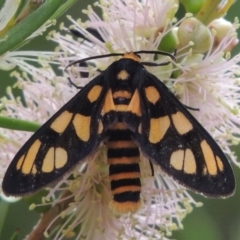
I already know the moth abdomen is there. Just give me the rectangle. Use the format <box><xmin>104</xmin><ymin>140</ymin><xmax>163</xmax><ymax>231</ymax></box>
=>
<box><xmin>107</xmin><ymin>125</ymin><xmax>141</xmax><ymax>214</ymax></box>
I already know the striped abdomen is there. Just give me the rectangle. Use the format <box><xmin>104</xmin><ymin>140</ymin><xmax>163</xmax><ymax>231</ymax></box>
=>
<box><xmin>107</xmin><ymin>88</ymin><xmax>142</xmax><ymax>214</ymax></box>
<box><xmin>107</xmin><ymin>124</ymin><xmax>141</xmax><ymax>214</ymax></box>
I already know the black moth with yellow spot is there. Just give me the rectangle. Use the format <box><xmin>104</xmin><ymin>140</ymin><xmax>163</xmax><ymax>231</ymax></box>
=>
<box><xmin>2</xmin><ymin>51</ymin><xmax>235</xmax><ymax>214</ymax></box>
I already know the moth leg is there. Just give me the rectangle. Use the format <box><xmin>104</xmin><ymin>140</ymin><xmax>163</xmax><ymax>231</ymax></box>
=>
<box><xmin>149</xmin><ymin>160</ymin><xmax>154</xmax><ymax>176</ymax></box>
<box><xmin>67</xmin><ymin>77</ymin><xmax>83</xmax><ymax>89</ymax></box>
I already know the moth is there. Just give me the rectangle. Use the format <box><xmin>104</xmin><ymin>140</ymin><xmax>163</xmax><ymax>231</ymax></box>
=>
<box><xmin>2</xmin><ymin>51</ymin><xmax>235</xmax><ymax>213</ymax></box>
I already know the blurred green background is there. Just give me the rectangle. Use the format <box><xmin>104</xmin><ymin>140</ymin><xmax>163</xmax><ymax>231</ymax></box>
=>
<box><xmin>1</xmin><ymin>1</ymin><xmax>240</xmax><ymax>240</ymax></box>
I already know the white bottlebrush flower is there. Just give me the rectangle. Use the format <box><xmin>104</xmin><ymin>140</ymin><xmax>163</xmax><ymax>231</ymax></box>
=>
<box><xmin>0</xmin><ymin>49</ymin><xmax>57</xmax><ymax>72</ymax></box>
<box><xmin>53</xmin><ymin>0</ymin><xmax>179</xmax><ymax>61</ymax></box>
<box><xmin>53</xmin><ymin>0</ymin><xmax>240</xmax><ymax>165</ymax></box>
<box><xmin>32</xmin><ymin>147</ymin><xmax>200</xmax><ymax>240</ymax></box>
<box><xmin>0</xmin><ymin>18</ymin><xmax>56</xmax><ymax>73</ymax></box>
<box><xmin>0</xmin><ymin>62</ymin><xmax>195</xmax><ymax>239</ymax></box>
<box><xmin>174</xmin><ymin>19</ymin><xmax>240</xmax><ymax>166</ymax></box>
<box><xmin>0</xmin><ymin>62</ymin><xmax>67</xmax><ymax>184</ymax></box>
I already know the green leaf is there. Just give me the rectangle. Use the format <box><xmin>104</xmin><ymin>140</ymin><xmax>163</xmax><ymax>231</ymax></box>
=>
<box><xmin>9</xmin><ymin>230</ymin><xmax>20</xmax><ymax>240</ymax></box>
<box><xmin>0</xmin><ymin>199</ymin><xmax>10</xmax><ymax>238</ymax></box>
<box><xmin>0</xmin><ymin>116</ymin><xmax>40</xmax><ymax>132</ymax></box>
<box><xmin>50</xmin><ymin>0</ymin><xmax>80</xmax><ymax>20</ymax></box>
<box><xmin>0</xmin><ymin>0</ymin><xmax>65</xmax><ymax>55</ymax></box>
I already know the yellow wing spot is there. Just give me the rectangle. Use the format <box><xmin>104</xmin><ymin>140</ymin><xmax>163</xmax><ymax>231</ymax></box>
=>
<box><xmin>117</xmin><ymin>70</ymin><xmax>130</xmax><ymax>80</ymax></box>
<box><xmin>42</xmin><ymin>147</ymin><xmax>54</xmax><ymax>173</ymax></box>
<box><xmin>87</xmin><ymin>85</ymin><xmax>102</xmax><ymax>102</ymax></box>
<box><xmin>216</xmin><ymin>156</ymin><xmax>224</xmax><ymax>172</ymax></box>
<box><xmin>103</xmin><ymin>89</ymin><xmax>115</xmax><ymax>113</ymax></box>
<box><xmin>50</xmin><ymin>111</ymin><xmax>73</xmax><ymax>134</ymax></box>
<box><xmin>16</xmin><ymin>155</ymin><xmax>24</xmax><ymax>170</ymax></box>
<box><xmin>201</xmin><ymin>140</ymin><xmax>217</xmax><ymax>175</ymax></box>
<box><xmin>184</xmin><ymin>149</ymin><xmax>196</xmax><ymax>174</ymax></box>
<box><xmin>172</xmin><ymin>112</ymin><xmax>193</xmax><ymax>135</ymax></box>
<box><xmin>73</xmin><ymin>114</ymin><xmax>91</xmax><ymax>141</ymax></box>
<box><xmin>113</xmin><ymin>90</ymin><xmax>131</xmax><ymax>99</ymax></box>
<box><xmin>127</xmin><ymin>90</ymin><xmax>141</xmax><ymax>116</ymax></box>
<box><xmin>31</xmin><ymin>164</ymin><xmax>37</xmax><ymax>174</ymax></box>
<box><xmin>55</xmin><ymin>147</ymin><xmax>68</xmax><ymax>169</ymax></box>
<box><xmin>22</xmin><ymin>140</ymin><xmax>41</xmax><ymax>174</ymax></box>
<box><xmin>145</xmin><ymin>86</ymin><xmax>161</xmax><ymax>104</ymax></box>
<box><xmin>149</xmin><ymin>116</ymin><xmax>170</xmax><ymax>143</ymax></box>
<box><xmin>170</xmin><ymin>150</ymin><xmax>184</xmax><ymax>170</ymax></box>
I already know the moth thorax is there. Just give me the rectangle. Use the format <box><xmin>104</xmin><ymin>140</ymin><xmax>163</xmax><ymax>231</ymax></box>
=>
<box><xmin>112</xmin><ymin>89</ymin><xmax>132</xmax><ymax>106</ymax></box>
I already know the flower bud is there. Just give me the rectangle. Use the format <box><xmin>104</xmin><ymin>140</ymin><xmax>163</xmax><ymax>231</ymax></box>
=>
<box><xmin>157</xmin><ymin>30</ymin><xmax>178</xmax><ymax>53</ymax></box>
<box><xmin>177</xmin><ymin>17</ymin><xmax>212</xmax><ymax>53</ymax></box>
<box><xmin>209</xmin><ymin>18</ymin><xmax>239</xmax><ymax>52</ymax></box>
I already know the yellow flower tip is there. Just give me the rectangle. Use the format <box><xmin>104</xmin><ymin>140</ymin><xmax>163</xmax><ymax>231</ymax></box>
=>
<box><xmin>61</xmin><ymin>210</ymin><xmax>66</xmax><ymax>219</ymax></box>
<box><xmin>225</xmin><ymin>51</ymin><xmax>231</xmax><ymax>60</ymax></box>
<box><xmin>169</xmin><ymin>223</ymin><xmax>178</xmax><ymax>231</ymax></box>
<box><xmin>59</xmin><ymin>22</ymin><xmax>64</xmax><ymax>30</ymax></box>
<box><xmin>177</xmin><ymin>188</ymin><xmax>185</xmax><ymax>194</ymax></box>
<box><xmin>188</xmin><ymin>41</ymin><xmax>194</xmax><ymax>46</ymax></box>
<box><xmin>82</xmin><ymin>5</ymin><xmax>93</xmax><ymax>15</ymax></box>
<box><xmin>166</xmin><ymin>231</ymin><xmax>173</xmax><ymax>237</ymax></box>
<box><xmin>69</xmin><ymin>179</ymin><xmax>81</xmax><ymax>191</ymax></box>
<box><xmin>46</xmin><ymin>195</ymin><xmax>51</xmax><ymax>202</ymax></box>
<box><xmin>73</xmin><ymin>169</ymin><xmax>79</xmax><ymax>178</ymax></box>
<box><xmin>62</xmin><ymin>229</ymin><xmax>76</xmax><ymax>238</ymax></box>
<box><xmin>185</xmin><ymin>12</ymin><xmax>193</xmax><ymax>18</ymax></box>
<box><xmin>186</xmin><ymin>205</ymin><xmax>193</xmax><ymax>213</ymax></box>
<box><xmin>21</xmin><ymin>71</ymin><xmax>27</xmax><ymax>78</ymax></box>
<box><xmin>0</xmin><ymin>60</ymin><xmax>16</xmax><ymax>71</ymax></box>
<box><xmin>44</xmin><ymin>231</ymin><xmax>49</xmax><ymax>238</ymax></box>
<box><xmin>6</xmin><ymin>86</ymin><xmax>12</xmax><ymax>94</ymax></box>
<box><xmin>29</xmin><ymin>203</ymin><xmax>36</xmax><ymax>210</ymax></box>
<box><xmin>108</xmin><ymin>200</ymin><xmax>142</xmax><ymax>214</ymax></box>
<box><xmin>42</xmin><ymin>196</ymin><xmax>46</xmax><ymax>204</ymax></box>
<box><xmin>232</xmin><ymin>107</ymin><xmax>239</xmax><ymax>116</ymax></box>
<box><xmin>46</xmin><ymin>30</ymin><xmax>56</xmax><ymax>40</ymax></box>
<box><xmin>52</xmin><ymin>19</ymin><xmax>57</xmax><ymax>26</ymax></box>
<box><xmin>196</xmin><ymin>202</ymin><xmax>203</xmax><ymax>207</ymax></box>
<box><xmin>209</xmin><ymin>18</ymin><xmax>239</xmax><ymax>52</ymax></box>
<box><xmin>177</xmin><ymin>17</ymin><xmax>212</xmax><ymax>54</ymax></box>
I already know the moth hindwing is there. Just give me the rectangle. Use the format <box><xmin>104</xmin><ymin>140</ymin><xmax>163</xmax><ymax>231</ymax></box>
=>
<box><xmin>2</xmin><ymin>51</ymin><xmax>235</xmax><ymax>214</ymax></box>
